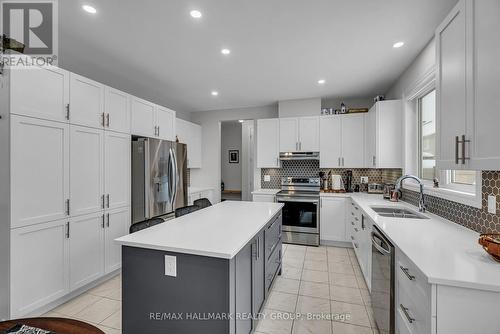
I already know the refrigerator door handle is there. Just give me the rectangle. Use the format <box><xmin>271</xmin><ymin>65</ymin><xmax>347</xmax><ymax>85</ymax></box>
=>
<box><xmin>144</xmin><ymin>139</ymin><xmax>151</xmax><ymax>219</ymax></box>
<box><xmin>169</xmin><ymin>147</ymin><xmax>178</xmax><ymax>206</ymax></box>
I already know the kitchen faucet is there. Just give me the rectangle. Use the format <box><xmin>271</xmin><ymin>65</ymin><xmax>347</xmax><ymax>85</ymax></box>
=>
<box><xmin>395</xmin><ymin>175</ymin><xmax>427</xmax><ymax>212</ymax></box>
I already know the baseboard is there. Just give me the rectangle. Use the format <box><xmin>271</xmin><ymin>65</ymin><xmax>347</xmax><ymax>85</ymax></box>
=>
<box><xmin>320</xmin><ymin>239</ymin><xmax>352</xmax><ymax>248</ymax></box>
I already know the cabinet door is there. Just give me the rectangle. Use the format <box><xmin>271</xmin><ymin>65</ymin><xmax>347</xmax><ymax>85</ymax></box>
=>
<box><xmin>253</xmin><ymin>194</ymin><xmax>275</xmax><ymax>203</ymax></box>
<box><xmin>105</xmin><ymin>87</ymin><xmax>131</xmax><ymax>134</ymax></box>
<box><xmin>376</xmin><ymin>101</ymin><xmax>403</xmax><ymax>168</ymax></box>
<box><xmin>156</xmin><ymin>106</ymin><xmax>176</xmax><ymax>141</ymax></box>
<box><xmin>319</xmin><ymin>197</ymin><xmax>346</xmax><ymax>242</ymax></box>
<box><xmin>235</xmin><ymin>242</ymin><xmax>252</xmax><ymax>334</ymax></box>
<box><xmin>69</xmin><ymin>212</ymin><xmax>104</xmax><ymax>291</ymax></box>
<box><xmin>105</xmin><ymin>132</ymin><xmax>131</xmax><ymax>210</ymax></box>
<box><xmin>10</xmin><ymin>219</ymin><xmax>69</xmax><ymax>317</ymax></box>
<box><xmin>298</xmin><ymin>116</ymin><xmax>319</xmax><ymax>151</ymax></box>
<box><xmin>189</xmin><ymin>123</ymin><xmax>202</xmax><ymax>168</ymax></box>
<box><xmin>105</xmin><ymin>207</ymin><xmax>130</xmax><ymax>273</ymax></box>
<box><xmin>70</xmin><ymin>73</ymin><xmax>105</xmax><ymax>129</ymax></box>
<box><xmin>365</xmin><ymin>106</ymin><xmax>377</xmax><ymax>168</ymax></box>
<box><xmin>319</xmin><ymin>116</ymin><xmax>342</xmax><ymax>168</ymax></box>
<box><xmin>131</xmin><ymin>97</ymin><xmax>156</xmax><ymax>137</ymax></box>
<box><xmin>10</xmin><ymin>66</ymin><xmax>69</xmax><ymax>122</ymax></box>
<box><xmin>257</xmin><ymin>119</ymin><xmax>280</xmax><ymax>168</ymax></box>
<box><xmin>279</xmin><ymin>118</ymin><xmax>299</xmax><ymax>152</ymax></box>
<box><xmin>341</xmin><ymin>114</ymin><xmax>365</xmax><ymax>168</ymax></box>
<box><xmin>11</xmin><ymin>116</ymin><xmax>70</xmax><ymax>228</ymax></box>
<box><xmin>470</xmin><ymin>0</ymin><xmax>500</xmax><ymax>169</ymax></box>
<box><xmin>252</xmin><ymin>232</ymin><xmax>265</xmax><ymax>315</ymax></box>
<box><xmin>70</xmin><ymin>126</ymin><xmax>104</xmax><ymax>217</ymax></box>
<box><xmin>436</xmin><ymin>0</ymin><xmax>468</xmax><ymax>169</ymax></box>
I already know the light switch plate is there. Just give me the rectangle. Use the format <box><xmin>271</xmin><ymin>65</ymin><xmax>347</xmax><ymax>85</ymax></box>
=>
<box><xmin>360</xmin><ymin>176</ymin><xmax>369</xmax><ymax>184</ymax></box>
<box><xmin>164</xmin><ymin>255</ymin><xmax>177</xmax><ymax>277</ymax></box>
<box><xmin>264</xmin><ymin>175</ymin><xmax>271</xmax><ymax>182</ymax></box>
<box><xmin>488</xmin><ymin>195</ymin><xmax>496</xmax><ymax>214</ymax></box>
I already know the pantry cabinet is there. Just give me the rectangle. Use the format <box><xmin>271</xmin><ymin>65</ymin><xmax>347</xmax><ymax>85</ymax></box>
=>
<box><xmin>319</xmin><ymin>197</ymin><xmax>347</xmax><ymax>243</ymax></box>
<box><xmin>176</xmin><ymin>118</ymin><xmax>202</xmax><ymax>168</ymax></box>
<box><xmin>104</xmin><ymin>131</ymin><xmax>131</xmax><ymax>210</ymax></box>
<box><xmin>10</xmin><ymin>115</ymin><xmax>70</xmax><ymax>229</ymax></box>
<box><xmin>104</xmin><ymin>207</ymin><xmax>131</xmax><ymax>273</ymax></box>
<box><xmin>10</xmin><ymin>66</ymin><xmax>69</xmax><ymax>122</ymax></box>
<box><xmin>365</xmin><ymin>100</ymin><xmax>402</xmax><ymax>168</ymax></box>
<box><xmin>130</xmin><ymin>97</ymin><xmax>176</xmax><ymax>140</ymax></box>
<box><xmin>436</xmin><ymin>0</ymin><xmax>500</xmax><ymax>170</ymax></box>
<box><xmin>257</xmin><ymin>118</ymin><xmax>280</xmax><ymax>168</ymax></box>
<box><xmin>105</xmin><ymin>87</ymin><xmax>131</xmax><ymax>134</ymax></box>
<box><xmin>69</xmin><ymin>74</ymin><xmax>105</xmax><ymax>129</ymax></box>
<box><xmin>279</xmin><ymin>116</ymin><xmax>319</xmax><ymax>152</ymax></box>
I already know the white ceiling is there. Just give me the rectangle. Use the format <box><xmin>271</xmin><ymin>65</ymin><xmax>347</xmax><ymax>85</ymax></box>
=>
<box><xmin>59</xmin><ymin>0</ymin><xmax>457</xmax><ymax>113</ymax></box>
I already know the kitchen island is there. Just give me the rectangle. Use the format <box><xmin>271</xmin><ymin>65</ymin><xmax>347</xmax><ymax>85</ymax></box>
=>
<box><xmin>115</xmin><ymin>201</ymin><xmax>284</xmax><ymax>334</ymax></box>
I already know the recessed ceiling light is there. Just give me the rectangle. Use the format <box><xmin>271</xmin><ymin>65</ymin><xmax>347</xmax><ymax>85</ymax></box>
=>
<box><xmin>190</xmin><ymin>10</ymin><xmax>202</xmax><ymax>18</ymax></box>
<box><xmin>221</xmin><ymin>48</ymin><xmax>231</xmax><ymax>55</ymax></box>
<box><xmin>393</xmin><ymin>41</ymin><xmax>405</xmax><ymax>48</ymax></box>
<box><xmin>82</xmin><ymin>5</ymin><xmax>97</xmax><ymax>14</ymax></box>
<box><xmin>317</xmin><ymin>79</ymin><xmax>326</xmax><ymax>85</ymax></box>
<box><xmin>238</xmin><ymin>120</ymin><xmax>244</xmax><ymax>123</ymax></box>
<box><xmin>211</xmin><ymin>91</ymin><xmax>219</xmax><ymax>96</ymax></box>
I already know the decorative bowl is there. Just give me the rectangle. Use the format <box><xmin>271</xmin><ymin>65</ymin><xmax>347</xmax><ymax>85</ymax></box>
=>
<box><xmin>478</xmin><ymin>234</ymin><xmax>500</xmax><ymax>262</ymax></box>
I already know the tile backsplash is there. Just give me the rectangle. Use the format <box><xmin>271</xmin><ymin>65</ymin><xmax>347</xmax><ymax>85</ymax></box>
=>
<box><xmin>260</xmin><ymin>161</ymin><xmax>500</xmax><ymax>234</ymax></box>
<box><xmin>402</xmin><ymin>171</ymin><xmax>500</xmax><ymax>234</ymax></box>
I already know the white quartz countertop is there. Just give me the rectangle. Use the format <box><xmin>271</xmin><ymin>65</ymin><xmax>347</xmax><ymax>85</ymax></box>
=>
<box><xmin>116</xmin><ymin>201</ymin><xmax>284</xmax><ymax>259</ymax></box>
<box><xmin>251</xmin><ymin>189</ymin><xmax>281</xmax><ymax>195</ymax></box>
<box><xmin>321</xmin><ymin>192</ymin><xmax>500</xmax><ymax>292</ymax></box>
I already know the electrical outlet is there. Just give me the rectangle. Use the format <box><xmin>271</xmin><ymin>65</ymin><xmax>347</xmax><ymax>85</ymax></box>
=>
<box><xmin>164</xmin><ymin>255</ymin><xmax>177</xmax><ymax>277</ymax></box>
<box><xmin>264</xmin><ymin>175</ymin><xmax>271</xmax><ymax>182</ymax></box>
<box><xmin>360</xmin><ymin>176</ymin><xmax>369</xmax><ymax>184</ymax></box>
<box><xmin>488</xmin><ymin>195</ymin><xmax>497</xmax><ymax>214</ymax></box>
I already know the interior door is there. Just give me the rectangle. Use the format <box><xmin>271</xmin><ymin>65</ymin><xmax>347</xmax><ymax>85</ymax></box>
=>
<box><xmin>70</xmin><ymin>125</ymin><xmax>104</xmax><ymax>217</ymax></box>
<box><xmin>105</xmin><ymin>131</ymin><xmax>131</xmax><ymax>210</ymax></box>
<box><xmin>70</xmin><ymin>73</ymin><xmax>105</xmax><ymax>128</ymax></box>
<box><xmin>105</xmin><ymin>87</ymin><xmax>131</xmax><ymax>134</ymax></box>
<box><xmin>11</xmin><ymin>115</ymin><xmax>70</xmax><ymax>228</ymax></box>
<box><xmin>298</xmin><ymin>116</ymin><xmax>319</xmax><ymax>151</ymax></box>
<box><xmin>131</xmin><ymin>97</ymin><xmax>156</xmax><ymax>137</ymax></box>
<box><xmin>319</xmin><ymin>116</ymin><xmax>342</xmax><ymax>168</ymax></box>
<box><xmin>69</xmin><ymin>212</ymin><xmax>104</xmax><ymax>290</ymax></box>
<box><xmin>341</xmin><ymin>114</ymin><xmax>365</xmax><ymax>168</ymax></box>
<box><xmin>105</xmin><ymin>207</ymin><xmax>130</xmax><ymax>273</ymax></box>
<box><xmin>279</xmin><ymin>118</ymin><xmax>299</xmax><ymax>152</ymax></box>
<box><xmin>156</xmin><ymin>106</ymin><xmax>176</xmax><ymax>141</ymax></box>
<box><xmin>10</xmin><ymin>66</ymin><xmax>69</xmax><ymax>122</ymax></box>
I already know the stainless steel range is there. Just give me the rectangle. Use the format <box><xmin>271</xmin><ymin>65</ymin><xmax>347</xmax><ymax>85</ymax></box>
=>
<box><xmin>276</xmin><ymin>177</ymin><xmax>320</xmax><ymax>246</ymax></box>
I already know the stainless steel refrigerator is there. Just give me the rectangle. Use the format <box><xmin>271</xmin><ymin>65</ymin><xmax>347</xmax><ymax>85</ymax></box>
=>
<box><xmin>131</xmin><ymin>137</ymin><xmax>188</xmax><ymax>224</ymax></box>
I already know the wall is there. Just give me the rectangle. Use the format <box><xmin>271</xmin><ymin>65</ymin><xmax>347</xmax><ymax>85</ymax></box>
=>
<box><xmin>190</xmin><ymin>105</ymin><xmax>278</xmax><ymax>203</ymax></box>
<box><xmin>221</xmin><ymin>122</ymin><xmax>242</xmax><ymax>191</ymax></box>
<box><xmin>321</xmin><ymin>97</ymin><xmax>374</xmax><ymax>110</ymax></box>
<box><xmin>278</xmin><ymin>98</ymin><xmax>321</xmax><ymax>118</ymax></box>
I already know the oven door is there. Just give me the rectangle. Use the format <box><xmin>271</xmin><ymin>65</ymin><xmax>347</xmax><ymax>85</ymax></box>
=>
<box><xmin>277</xmin><ymin>197</ymin><xmax>319</xmax><ymax>233</ymax></box>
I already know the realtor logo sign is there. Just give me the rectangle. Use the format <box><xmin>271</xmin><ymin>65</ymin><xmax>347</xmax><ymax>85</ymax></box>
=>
<box><xmin>1</xmin><ymin>0</ymin><xmax>58</xmax><ymax>67</ymax></box>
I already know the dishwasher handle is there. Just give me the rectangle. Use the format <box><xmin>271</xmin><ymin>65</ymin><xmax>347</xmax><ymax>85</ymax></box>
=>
<box><xmin>372</xmin><ymin>233</ymin><xmax>391</xmax><ymax>255</ymax></box>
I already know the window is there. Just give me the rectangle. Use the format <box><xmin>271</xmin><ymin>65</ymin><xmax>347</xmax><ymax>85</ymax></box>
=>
<box><xmin>418</xmin><ymin>89</ymin><xmax>436</xmax><ymax>181</ymax></box>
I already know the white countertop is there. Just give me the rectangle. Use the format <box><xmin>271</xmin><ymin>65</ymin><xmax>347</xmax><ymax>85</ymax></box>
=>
<box><xmin>321</xmin><ymin>192</ymin><xmax>500</xmax><ymax>292</ymax></box>
<box><xmin>116</xmin><ymin>201</ymin><xmax>284</xmax><ymax>259</ymax></box>
<box><xmin>251</xmin><ymin>189</ymin><xmax>281</xmax><ymax>195</ymax></box>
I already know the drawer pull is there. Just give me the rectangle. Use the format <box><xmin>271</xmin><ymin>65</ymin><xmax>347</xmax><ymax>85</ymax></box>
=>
<box><xmin>354</xmin><ymin>217</ymin><xmax>359</xmax><ymax>221</ymax></box>
<box><xmin>400</xmin><ymin>304</ymin><xmax>415</xmax><ymax>324</ymax></box>
<box><xmin>351</xmin><ymin>221</ymin><xmax>355</xmax><ymax>226</ymax></box>
<box><xmin>354</xmin><ymin>228</ymin><xmax>359</xmax><ymax>232</ymax></box>
<box><xmin>351</xmin><ymin>212</ymin><xmax>355</xmax><ymax>216</ymax></box>
<box><xmin>400</xmin><ymin>266</ymin><xmax>415</xmax><ymax>281</ymax></box>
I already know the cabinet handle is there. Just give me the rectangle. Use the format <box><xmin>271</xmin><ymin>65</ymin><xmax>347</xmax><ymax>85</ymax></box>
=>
<box><xmin>455</xmin><ymin>136</ymin><xmax>460</xmax><ymax>164</ymax></box>
<box><xmin>106</xmin><ymin>113</ymin><xmax>110</xmax><ymax>127</ymax></box>
<box><xmin>65</xmin><ymin>104</ymin><xmax>70</xmax><ymax>120</ymax></box>
<box><xmin>299</xmin><ymin>142</ymin><xmax>302</xmax><ymax>151</ymax></box>
<box><xmin>107</xmin><ymin>213</ymin><xmax>110</xmax><ymax>227</ymax></box>
<box><xmin>101</xmin><ymin>195</ymin><xmax>105</xmax><ymax>209</ymax></box>
<box><xmin>338</xmin><ymin>157</ymin><xmax>341</xmax><ymax>167</ymax></box>
<box><xmin>65</xmin><ymin>222</ymin><xmax>70</xmax><ymax>238</ymax></box>
<box><xmin>400</xmin><ymin>304</ymin><xmax>415</xmax><ymax>324</ymax></box>
<box><xmin>66</xmin><ymin>199</ymin><xmax>70</xmax><ymax>216</ymax></box>
<box><xmin>461</xmin><ymin>134</ymin><xmax>470</xmax><ymax>164</ymax></box>
<box><xmin>157</xmin><ymin>126</ymin><xmax>160</xmax><ymax>137</ymax></box>
<box><xmin>361</xmin><ymin>215</ymin><xmax>365</xmax><ymax>230</ymax></box>
<box><xmin>101</xmin><ymin>112</ymin><xmax>105</xmax><ymax>127</ymax></box>
<box><xmin>342</xmin><ymin>157</ymin><xmax>344</xmax><ymax>166</ymax></box>
<box><xmin>373</xmin><ymin>156</ymin><xmax>376</xmax><ymax>167</ymax></box>
<box><xmin>351</xmin><ymin>221</ymin><xmax>355</xmax><ymax>226</ymax></box>
<box><xmin>102</xmin><ymin>214</ymin><xmax>105</xmax><ymax>228</ymax></box>
<box><xmin>354</xmin><ymin>227</ymin><xmax>359</xmax><ymax>232</ymax></box>
<box><xmin>106</xmin><ymin>194</ymin><xmax>110</xmax><ymax>208</ymax></box>
<box><xmin>400</xmin><ymin>266</ymin><xmax>415</xmax><ymax>281</ymax></box>
<box><xmin>354</xmin><ymin>217</ymin><xmax>359</xmax><ymax>221</ymax></box>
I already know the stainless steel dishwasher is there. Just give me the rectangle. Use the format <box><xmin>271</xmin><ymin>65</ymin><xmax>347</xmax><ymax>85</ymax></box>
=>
<box><xmin>371</xmin><ymin>225</ymin><xmax>395</xmax><ymax>334</ymax></box>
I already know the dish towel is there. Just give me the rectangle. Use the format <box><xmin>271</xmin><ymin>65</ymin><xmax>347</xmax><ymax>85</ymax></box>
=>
<box><xmin>5</xmin><ymin>324</ymin><xmax>54</xmax><ymax>334</ymax></box>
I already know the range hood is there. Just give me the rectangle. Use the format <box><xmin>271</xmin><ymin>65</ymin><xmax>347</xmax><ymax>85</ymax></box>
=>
<box><xmin>279</xmin><ymin>152</ymin><xmax>320</xmax><ymax>160</ymax></box>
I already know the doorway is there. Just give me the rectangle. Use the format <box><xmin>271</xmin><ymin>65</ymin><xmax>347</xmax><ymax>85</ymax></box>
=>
<box><xmin>221</xmin><ymin>121</ymin><xmax>242</xmax><ymax>201</ymax></box>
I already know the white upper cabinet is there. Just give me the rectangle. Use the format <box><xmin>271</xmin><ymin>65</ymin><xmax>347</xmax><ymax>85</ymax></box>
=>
<box><xmin>176</xmin><ymin>119</ymin><xmax>202</xmax><ymax>169</ymax></box>
<box><xmin>104</xmin><ymin>87</ymin><xmax>131</xmax><ymax>134</ymax></box>
<box><xmin>69</xmin><ymin>212</ymin><xmax>104</xmax><ymax>291</ymax></box>
<box><xmin>104</xmin><ymin>131</ymin><xmax>131</xmax><ymax>210</ymax></box>
<box><xmin>320</xmin><ymin>197</ymin><xmax>347</xmax><ymax>243</ymax></box>
<box><xmin>364</xmin><ymin>101</ymin><xmax>402</xmax><ymax>168</ymax></box>
<box><xmin>299</xmin><ymin>116</ymin><xmax>320</xmax><ymax>151</ymax></box>
<box><xmin>70</xmin><ymin>126</ymin><xmax>104</xmax><ymax>217</ymax></box>
<box><xmin>105</xmin><ymin>207</ymin><xmax>130</xmax><ymax>273</ymax></box>
<box><xmin>279</xmin><ymin>118</ymin><xmax>299</xmax><ymax>152</ymax></box>
<box><xmin>131</xmin><ymin>97</ymin><xmax>156</xmax><ymax>137</ymax></box>
<box><xmin>11</xmin><ymin>115</ymin><xmax>70</xmax><ymax>229</ymax></box>
<box><xmin>319</xmin><ymin>116</ymin><xmax>342</xmax><ymax>168</ymax></box>
<box><xmin>10</xmin><ymin>66</ymin><xmax>69</xmax><ymax>122</ymax></box>
<box><xmin>319</xmin><ymin>114</ymin><xmax>364</xmax><ymax>168</ymax></box>
<box><xmin>436</xmin><ymin>0</ymin><xmax>500</xmax><ymax>170</ymax></box>
<box><xmin>279</xmin><ymin>117</ymin><xmax>320</xmax><ymax>152</ymax></box>
<box><xmin>156</xmin><ymin>106</ymin><xmax>176</xmax><ymax>141</ymax></box>
<box><xmin>257</xmin><ymin>118</ymin><xmax>280</xmax><ymax>168</ymax></box>
<box><xmin>69</xmin><ymin>73</ymin><xmax>105</xmax><ymax>129</ymax></box>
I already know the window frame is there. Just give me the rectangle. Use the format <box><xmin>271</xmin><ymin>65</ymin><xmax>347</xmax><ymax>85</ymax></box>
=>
<box><xmin>417</xmin><ymin>88</ymin><xmax>437</xmax><ymax>182</ymax></box>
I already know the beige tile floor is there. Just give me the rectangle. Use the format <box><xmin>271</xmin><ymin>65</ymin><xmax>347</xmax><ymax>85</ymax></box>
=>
<box><xmin>43</xmin><ymin>244</ymin><xmax>380</xmax><ymax>334</ymax></box>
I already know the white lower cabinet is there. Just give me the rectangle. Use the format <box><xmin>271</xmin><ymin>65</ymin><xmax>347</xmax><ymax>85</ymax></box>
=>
<box><xmin>319</xmin><ymin>197</ymin><xmax>347</xmax><ymax>243</ymax></box>
<box><xmin>252</xmin><ymin>194</ymin><xmax>276</xmax><ymax>203</ymax></box>
<box><xmin>104</xmin><ymin>207</ymin><xmax>130</xmax><ymax>273</ymax></box>
<box><xmin>11</xmin><ymin>219</ymin><xmax>70</xmax><ymax>318</ymax></box>
<box><xmin>69</xmin><ymin>212</ymin><xmax>104</xmax><ymax>291</ymax></box>
<box><xmin>347</xmin><ymin>200</ymin><xmax>371</xmax><ymax>291</ymax></box>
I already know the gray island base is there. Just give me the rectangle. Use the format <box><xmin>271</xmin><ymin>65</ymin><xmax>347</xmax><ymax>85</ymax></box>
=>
<box><xmin>117</xmin><ymin>201</ymin><xmax>284</xmax><ymax>334</ymax></box>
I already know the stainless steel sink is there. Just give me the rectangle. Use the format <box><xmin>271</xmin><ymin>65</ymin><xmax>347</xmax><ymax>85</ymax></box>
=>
<box><xmin>370</xmin><ymin>206</ymin><xmax>429</xmax><ymax>219</ymax></box>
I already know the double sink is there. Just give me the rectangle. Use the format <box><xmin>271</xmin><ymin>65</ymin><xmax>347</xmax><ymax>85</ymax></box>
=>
<box><xmin>370</xmin><ymin>206</ymin><xmax>429</xmax><ymax>219</ymax></box>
